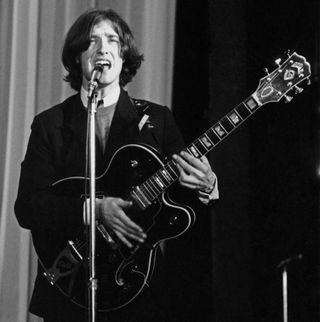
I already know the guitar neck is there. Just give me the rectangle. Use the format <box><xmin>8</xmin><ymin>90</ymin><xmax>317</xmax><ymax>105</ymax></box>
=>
<box><xmin>185</xmin><ymin>93</ymin><xmax>261</xmax><ymax>158</ymax></box>
<box><xmin>133</xmin><ymin>93</ymin><xmax>262</xmax><ymax>206</ymax></box>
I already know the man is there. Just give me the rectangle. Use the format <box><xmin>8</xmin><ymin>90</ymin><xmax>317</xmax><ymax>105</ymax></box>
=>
<box><xmin>15</xmin><ymin>8</ymin><xmax>218</xmax><ymax>322</ymax></box>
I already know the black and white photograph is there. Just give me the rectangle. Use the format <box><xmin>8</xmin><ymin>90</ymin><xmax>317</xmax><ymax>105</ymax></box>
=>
<box><xmin>0</xmin><ymin>0</ymin><xmax>319</xmax><ymax>321</ymax></box>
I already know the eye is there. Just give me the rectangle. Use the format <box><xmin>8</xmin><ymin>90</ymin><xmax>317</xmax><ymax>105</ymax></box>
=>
<box><xmin>90</xmin><ymin>34</ymin><xmax>101</xmax><ymax>45</ymax></box>
<box><xmin>109</xmin><ymin>36</ymin><xmax>120</xmax><ymax>43</ymax></box>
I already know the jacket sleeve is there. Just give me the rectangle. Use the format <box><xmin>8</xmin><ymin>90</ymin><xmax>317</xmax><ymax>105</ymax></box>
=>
<box><xmin>14</xmin><ymin>114</ymin><xmax>84</xmax><ymax>237</ymax></box>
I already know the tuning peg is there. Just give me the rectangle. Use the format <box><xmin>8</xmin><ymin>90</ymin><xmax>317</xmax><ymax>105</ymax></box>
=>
<box><xmin>263</xmin><ymin>67</ymin><xmax>270</xmax><ymax>75</ymax></box>
<box><xmin>285</xmin><ymin>49</ymin><xmax>291</xmax><ymax>57</ymax></box>
<box><xmin>274</xmin><ymin>58</ymin><xmax>282</xmax><ymax>66</ymax></box>
<box><xmin>306</xmin><ymin>78</ymin><xmax>311</xmax><ymax>85</ymax></box>
<box><xmin>294</xmin><ymin>86</ymin><xmax>304</xmax><ymax>94</ymax></box>
<box><xmin>283</xmin><ymin>94</ymin><xmax>293</xmax><ymax>103</ymax></box>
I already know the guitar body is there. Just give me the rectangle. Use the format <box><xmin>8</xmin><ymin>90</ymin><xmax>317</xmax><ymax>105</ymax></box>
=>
<box><xmin>45</xmin><ymin>144</ymin><xmax>195</xmax><ymax>311</ymax></box>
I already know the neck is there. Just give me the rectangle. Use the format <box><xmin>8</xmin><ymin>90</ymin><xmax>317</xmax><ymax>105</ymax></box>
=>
<box><xmin>96</xmin><ymin>82</ymin><xmax>120</xmax><ymax>98</ymax></box>
<box><xmin>81</xmin><ymin>83</ymin><xmax>120</xmax><ymax>107</ymax></box>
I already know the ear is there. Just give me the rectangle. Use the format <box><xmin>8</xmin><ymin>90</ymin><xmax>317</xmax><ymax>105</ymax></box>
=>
<box><xmin>75</xmin><ymin>56</ymin><xmax>80</xmax><ymax>64</ymax></box>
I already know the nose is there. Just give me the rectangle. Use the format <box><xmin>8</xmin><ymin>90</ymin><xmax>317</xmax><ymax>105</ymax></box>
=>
<box><xmin>97</xmin><ymin>37</ymin><xmax>109</xmax><ymax>54</ymax></box>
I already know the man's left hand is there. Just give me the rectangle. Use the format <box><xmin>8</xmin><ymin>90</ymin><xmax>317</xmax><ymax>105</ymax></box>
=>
<box><xmin>172</xmin><ymin>151</ymin><xmax>217</xmax><ymax>193</ymax></box>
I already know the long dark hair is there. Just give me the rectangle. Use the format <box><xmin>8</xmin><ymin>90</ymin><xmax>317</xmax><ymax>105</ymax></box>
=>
<box><xmin>62</xmin><ymin>8</ymin><xmax>144</xmax><ymax>91</ymax></box>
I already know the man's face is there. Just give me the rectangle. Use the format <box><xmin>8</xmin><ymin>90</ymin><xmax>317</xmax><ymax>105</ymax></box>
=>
<box><xmin>80</xmin><ymin>20</ymin><xmax>123</xmax><ymax>91</ymax></box>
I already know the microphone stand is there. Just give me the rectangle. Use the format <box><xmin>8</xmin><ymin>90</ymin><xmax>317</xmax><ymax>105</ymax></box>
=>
<box><xmin>277</xmin><ymin>254</ymin><xmax>303</xmax><ymax>322</ymax></box>
<box><xmin>87</xmin><ymin>89</ymin><xmax>98</xmax><ymax>322</ymax></box>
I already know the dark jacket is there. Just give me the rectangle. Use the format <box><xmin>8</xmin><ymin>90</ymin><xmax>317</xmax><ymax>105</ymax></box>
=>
<box><xmin>15</xmin><ymin>89</ymin><xmax>185</xmax><ymax>320</ymax></box>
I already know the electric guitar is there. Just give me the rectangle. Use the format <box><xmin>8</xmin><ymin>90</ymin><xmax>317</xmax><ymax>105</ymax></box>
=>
<box><xmin>41</xmin><ymin>52</ymin><xmax>311</xmax><ymax>311</ymax></box>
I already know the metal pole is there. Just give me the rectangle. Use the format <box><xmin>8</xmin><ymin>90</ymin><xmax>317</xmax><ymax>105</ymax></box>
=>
<box><xmin>88</xmin><ymin>93</ymin><xmax>98</xmax><ymax>322</ymax></box>
<box><xmin>278</xmin><ymin>254</ymin><xmax>302</xmax><ymax>322</ymax></box>
<box><xmin>282</xmin><ymin>267</ymin><xmax>288</xmax><ymax>322</ymax></box>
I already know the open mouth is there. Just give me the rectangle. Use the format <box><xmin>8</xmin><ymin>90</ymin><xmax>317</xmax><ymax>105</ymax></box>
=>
<box><xmin>95</xmin><ymin>60</ymin><xmax>111</xmax><ymax>69</ymax></box>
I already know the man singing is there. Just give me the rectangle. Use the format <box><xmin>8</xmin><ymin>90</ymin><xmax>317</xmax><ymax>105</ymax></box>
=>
<box><xmin>15</xmin><ymin>8</ymin><xmax>218</xmax><ymax>322</ymax></box>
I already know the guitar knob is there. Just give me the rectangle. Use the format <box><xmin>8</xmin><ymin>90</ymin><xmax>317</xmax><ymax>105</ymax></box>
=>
<box><xmin>283</xmin><ymin>94</ymin><xmax>293</xmax><ymax>103</ymax></box>
<box><xmin>274</xmin><ymin>58</ymin><xmax>282</xmax><ymax>66</ymax></box>
<box><xmin>285</xmin><ymin>49</ymin><xmax>291</xmax><ymax>57</ymax></box>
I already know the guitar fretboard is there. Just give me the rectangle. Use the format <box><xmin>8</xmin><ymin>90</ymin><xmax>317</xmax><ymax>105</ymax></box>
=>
<box><xmin>130</xmin><ymin>94</ymin><xmax>261</xmax><ymax>209</ymax></box>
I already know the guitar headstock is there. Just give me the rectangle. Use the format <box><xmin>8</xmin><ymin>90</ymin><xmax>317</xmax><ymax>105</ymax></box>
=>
<box><xmin>254</xmin><ymin>52</ymin><xmax>311</xmax><ymax>105</ymax></box>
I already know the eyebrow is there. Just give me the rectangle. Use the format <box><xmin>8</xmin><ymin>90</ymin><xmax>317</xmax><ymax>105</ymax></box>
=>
<box><xmin>91</xmin><ymin>30</ymin><xmax>119</xmax><ymax>37</ymax></box>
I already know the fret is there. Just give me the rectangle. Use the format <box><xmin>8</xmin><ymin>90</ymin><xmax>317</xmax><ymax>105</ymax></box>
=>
<box><xmin>154</xmin><ymin>174</ymin><xmax>165</xmax><ymax>189</ymax></box>
<box><xmin>228</xmin><ymin>110</ymin><xmax>243</xmax><ymax>125</ymax></box>
<box><xmin>235</xmin><ymin>103</ymin><xmax>251</xmax><ymax>119</ymax></box>
<box><xmin>200</xmin><ymin>134</ymin><xmax>214</xmax><ymax>149</ymax></box>
<box><xmin>160</xmin><ymin>168</ymin><xmax>174</xmax><ymax>184</ymax></box>
<box><xmin>140</xmin><ymin>182</ymin><xmax>154</xmax><ymax>200</ymax></box>
<box><xmin>157</xmin><ymin>170</ymin><xmax>170</xmax><ymax>186</ymax></box>
<box><xmin>131</xmin><ymin>188</ymin><xmax>148</xmax><ymax>209</ymax></box>
<box><xmin>166</xmin><ymin>162</ymin><xmax>179</xmax><ymax>178</ymax></box>
<box><xmin>213</xmin><ymin>123</ymin><xmax>227</xmax><ymax>139</ymax></box>
<box><xmin>136</xmin><ymin>186</ymin><xmax>151</xmax><ymax>205</ymax></box>
<box><xmin>244</xmin><ymin>96</ymin><xmax>259</xmax><ymax>111</ymax></box>
<box><xmin>144</xmin><ymin>180</ymin><xmax>158</xmax><ymax>198</ymax></box>
<box><xmin>187</xmin><ymin>145</ymin><xmax>201</xmax><ymax>158</ymax></box>
<box><xmin>220</xmin><ymin>117</ymin><xmax>235</xmax><ymax>133</ymax></box>
<box><xmin>206</xmin><ymin>128</ymin><xmax>220</xmax><ymax>144</ymax></box>
<box><xmin>194</xmin><ymin>139</ymin><xmax>208</xmax><ymax>155</ymax></box>
<box><xmin>148</xmin><ymin>177</ymin><xmax>162</xmax><ymax>195</ymax></box>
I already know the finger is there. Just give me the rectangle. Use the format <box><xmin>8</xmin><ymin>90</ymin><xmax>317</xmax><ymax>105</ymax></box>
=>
<box><xmin>175</xmin><ymin>161</ymin><xmax>186</xmax><ymax>176</ymax></box>
<box><xmin>114</xmin><ymin>230</ymin><xmax>133</xmax><ymax>248</ymax></box>
<box><xmin>176</xmin><ymin>156</ymin><xmax>204</xmax><ymax>181</ymax></box>
<box><xmin>200</xmin><ymin>155</ymin><xmax>210</xmax><ymax>167</ymax></box>
<box><xmin>173</xmin><ymin>154</ymin><xmax>203</xmax><ymax>176</ymax></box>
<box><xmin>111</xmin><ymin>214</ymin><xmax>146</xmax><ymax>238</ymax></box>
<box><xmin>117</xmin><ymin>210</ymin><xmax>146</xmax><ymax>234</ymax></box>
<box><xmin>181</xmin><ymin>153</ymin><xmax>216</xmax><ymax>185</ymax></box>
<box><xmin>111</xmin><ymin>198</ymin><xmax>144</xmax><ymax>232</ymax></box>
<box><xmin>117</xmin><ymin>199</ymin><xmax>133</xmax><ymax>209</ymax></box>
<box><xmin>176</xmin><ymin>163</ymin><xmax>203</xmax><ymax>190</ymax></box>
<box><xmin>113</xmin><ymin>223</ymin><xmax>146</xmax><ymax>243</ymax></box>
<box><xmin>180</xmin><ymin>151</ymin><xmax>205</xmax><ymax>168</ymax></box>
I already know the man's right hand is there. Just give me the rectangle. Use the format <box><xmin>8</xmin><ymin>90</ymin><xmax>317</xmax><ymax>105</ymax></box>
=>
<box><xmin>96</xmin><ymin>197</ymin><xmax>147</xmax><ymax>248</ymax></box>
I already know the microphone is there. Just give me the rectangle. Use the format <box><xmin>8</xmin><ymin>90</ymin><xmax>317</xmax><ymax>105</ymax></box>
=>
<box><xmin>87</xmin><ymin>64</ymin><xmax>104</xmax><ymax>98</ymax></box>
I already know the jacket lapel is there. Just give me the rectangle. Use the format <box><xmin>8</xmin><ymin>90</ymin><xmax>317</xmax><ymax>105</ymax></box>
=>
<box><xmin>104</xmin><ymin>89</ymin><xmax>140</xmax><ymax>164</ymax></box>
<box><xmin>65</xmin><ymin>94</ymin><xmax>88</xmax><ymax>152</ymax></box>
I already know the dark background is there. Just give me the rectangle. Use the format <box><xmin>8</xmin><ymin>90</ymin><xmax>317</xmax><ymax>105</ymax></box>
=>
<box><xmin>167</xmin><ymin>1</ymin><xmax>320</xmax><ymax>321</ymax></box>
